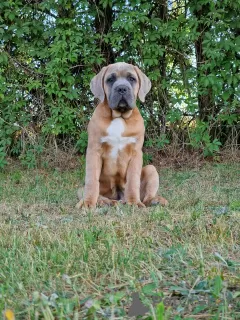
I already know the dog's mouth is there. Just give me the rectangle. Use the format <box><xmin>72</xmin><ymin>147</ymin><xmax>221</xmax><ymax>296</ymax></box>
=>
<box><xmin>116</xmin><ymin>99</ymin><xmax>131</xmax><ymax>113</ymax></box>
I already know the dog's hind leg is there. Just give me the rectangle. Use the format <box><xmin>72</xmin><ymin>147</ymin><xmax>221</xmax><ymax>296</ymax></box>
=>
<box><xmin>97</xmin><ymin>196</ymin><xmax>118</xmax><ymax>207</ymax></box>
<box><xmin>140</xmin><ymin>165</ymin><xmax>168</xmax><ymax>207</ymax></box>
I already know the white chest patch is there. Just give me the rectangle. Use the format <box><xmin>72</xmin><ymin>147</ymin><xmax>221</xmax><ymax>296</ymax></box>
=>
<box><xmin>101</xmin><ymin>118</ymin><xmax>136</xmax><ymax>159</ymax></box>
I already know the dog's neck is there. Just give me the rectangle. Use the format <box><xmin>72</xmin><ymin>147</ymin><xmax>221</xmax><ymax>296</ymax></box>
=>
<box><xmin>97</xmin><ymin>101</ymin><xmax>136</xmax><ymax>120</ymax></box>
<box><xmin>112</xmin><ymin>109</ymin><xmax>133</xmax><ymax>119</ymax></box>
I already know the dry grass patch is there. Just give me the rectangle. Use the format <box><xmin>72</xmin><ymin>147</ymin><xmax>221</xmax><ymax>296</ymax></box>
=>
<box><xmin>0</xmin><ymin>163</ymin><xmax>240</xmax><ymax>319</ymax></box>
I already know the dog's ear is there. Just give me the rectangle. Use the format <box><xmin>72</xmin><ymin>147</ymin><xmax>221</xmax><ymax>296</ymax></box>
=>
<box><xmin>134</xmin><ymin>66</ymin><xmax>151</xmax><ymax>102</ymax></box>
<box><xmin>90</xmin><ymin>66</ymin><xmax>108</xmax><ymax>102</ymax></box>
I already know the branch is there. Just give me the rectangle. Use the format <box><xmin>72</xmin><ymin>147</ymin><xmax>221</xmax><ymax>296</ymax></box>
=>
<box><xmin>7</xmin><ymin>53</ymin><xmax>46</xmax><ymax>77</ymax></box>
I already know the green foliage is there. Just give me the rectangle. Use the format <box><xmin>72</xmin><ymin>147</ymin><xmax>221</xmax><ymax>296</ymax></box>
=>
<box><xmin>19</xmin><ymin>144</ymin><xmax>44</xmax><ymax>169</ymax></box>
<box><xmin>0</xmin><ymin>147</ymin><xmax>8</xmax><ymax>168</ymax></box>
<box><xmin>0</xmin><ymin>0</ymin><xmax>239</xmax><ymax>168</ymax></box>
<box><xmin>212</xmin><ymin>275</ymin><xmax>223</xmax><ymax>299</ymax></box>
<box><xmin>156</xmin><ymin>302</ymin><xmax>165</xmax><ymax>320</ymax></box>
<box><xmin>145</xmin><ymin>135</ymin><xmax>170</xmax><ymax>150</ymax></box>
<box><xmin>189</xmin><ymin>121</ymin><xmax>222</xmax><ymax>156</ymax></box>
<box><xmin>76</xmin><ymin>131</ymin><xmax>88</xmax><ymax>154</ymax></box>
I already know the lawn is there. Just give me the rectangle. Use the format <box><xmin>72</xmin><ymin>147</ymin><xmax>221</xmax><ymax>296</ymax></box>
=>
<box><xmin>0</xmin><ymin>162</ymin><xmax>240</xmax><ymax>319</ymax></box>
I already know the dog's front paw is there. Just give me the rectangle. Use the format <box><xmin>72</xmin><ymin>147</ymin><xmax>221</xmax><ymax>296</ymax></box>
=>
<box><xmin>124</xmin><ymin>200</ymin><xmax>146</xmax><ymax>208</ymax></box>
<box><xmin>136</xmin><ymin>201</ymin><xmax>146</xmax><ymax>208</ymax></box>
<box><xmin>75</xmin><ymin>199</ymin><xmax>96</xmax><ymax>209</ymax></box>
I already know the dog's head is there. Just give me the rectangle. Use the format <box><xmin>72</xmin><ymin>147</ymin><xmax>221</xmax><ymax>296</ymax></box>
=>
<box><xmin>90</xmin><ymin>62</ymin><xmax>151</xmax><ymax>117</ymax></box>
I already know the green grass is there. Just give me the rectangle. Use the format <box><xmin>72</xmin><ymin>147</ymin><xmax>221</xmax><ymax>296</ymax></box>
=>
<box><xmin>0</xmin><ymin>163</ymin><xmax>240</xmax><ymax>319</ymax></box>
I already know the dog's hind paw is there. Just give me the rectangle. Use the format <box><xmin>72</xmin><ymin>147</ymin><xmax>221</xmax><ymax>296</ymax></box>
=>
<box><xmin>143</xmin><ymin>196</ymin><xmax>168</xmax><ymax>207</ymax></box>
<box><xmin>97</xmin><ymin>197</ymin><xmax>118</xmax><ymax>207</ymax></box>
<box><xmin>76</xmin><ymin>197</ymin><xmax>119</xmax><ymax>209</ymax></box>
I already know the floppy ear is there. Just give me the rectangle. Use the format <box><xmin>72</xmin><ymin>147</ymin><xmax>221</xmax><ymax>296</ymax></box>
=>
<box><xmin>134</xmin><ymin>66</ymin><xmax>151</xmax><ymax>102</ymax></box>
<box><xmin>90</xmin><ymin>66</ymin><xmax>108</xmax><ymax>102</ymax></box>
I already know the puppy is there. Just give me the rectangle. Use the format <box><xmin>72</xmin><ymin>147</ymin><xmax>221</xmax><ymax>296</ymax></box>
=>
<box><xmin>76</xmin><ymin>62</ymin><xmax>168</xmax><ymax>208</ymax></box>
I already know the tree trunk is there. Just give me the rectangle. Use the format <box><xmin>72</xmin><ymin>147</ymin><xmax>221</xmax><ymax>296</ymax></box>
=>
<box><xmin>193</xmin><ymin>2</ymin><xmax>215</xmax><ymax>121</ymax></box>
<box><xmin>156</xmin><ymin>0</ymin><xmax>168</xmax><ymax>132</ymax></box>
<box><xmin>89</xmin><ymin>0</ymin><xmax>115</xmax><ymax>65</ymax></box>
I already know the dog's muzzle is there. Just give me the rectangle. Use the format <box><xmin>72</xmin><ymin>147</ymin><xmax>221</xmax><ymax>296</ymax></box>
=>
<box><xmin>109</xmin><ymin>83</ymin><xmax>135</xmax><ymax>112</ymax></box>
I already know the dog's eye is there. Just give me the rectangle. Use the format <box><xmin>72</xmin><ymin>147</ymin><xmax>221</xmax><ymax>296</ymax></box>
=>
<box><xmin>128</xmin><ymin>76</ymin><xmax>136</xmax><ymax>82</ymax></box>
<box><xmin>107</xmin><ymin>77</ymin><xmax>115</xmax><ymax>83</ymax></box>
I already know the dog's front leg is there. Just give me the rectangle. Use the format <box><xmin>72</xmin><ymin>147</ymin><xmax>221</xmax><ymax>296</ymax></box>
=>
<box><xmin>82</xmin><ymin>149</ymin><xmax>102</xmax><ymax>209</ymax></box>
<box><xmin>124</xmin><ymin>151</ymin><xmax>145</xmax><ymax>208</ymax></box>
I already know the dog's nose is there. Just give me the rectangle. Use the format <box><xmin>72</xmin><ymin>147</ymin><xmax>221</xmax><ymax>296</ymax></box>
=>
<box><xmin>117</xmin><ymin>85</ymin><xmax>128</xmax><ymax>95</ymax></box>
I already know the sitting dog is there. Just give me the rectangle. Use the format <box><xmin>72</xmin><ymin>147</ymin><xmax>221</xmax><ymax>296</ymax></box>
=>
<box><xmin>76</xmin><ymin>62</ymin><xmax>168</xmax><ymax>208</ymax></box>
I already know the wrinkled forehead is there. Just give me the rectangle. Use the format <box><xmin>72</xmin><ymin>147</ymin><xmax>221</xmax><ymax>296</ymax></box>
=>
<box><xmin>104</xmin><ymin>62</ymin><xmax>138</xmax><ymax>79</ymax></box>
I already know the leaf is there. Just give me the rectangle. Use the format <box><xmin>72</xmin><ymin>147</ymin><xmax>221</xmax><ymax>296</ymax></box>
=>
<box><xmin>108</xmin><ymin>291</ymin><xmax>125</xmax><ymax>303</ymax></box>
<box><xmin>0</xmin><ymin>52</ymin><xmax>8</xmax><ymax>64</ymax></box>
<box><xmin>212</xmin><ymin>275</ymin><xmax>222</xmax><ymax>298</ymax></box>
<box><xmin>222</xmin><ymin>91</ymin><xmax>230</xmax><ymax>101</ymax></box>
<box><xmin>169</xmin><ymin>286</ymin><xmax>189</xmax><ymax>296</ymax></box>
<box><xmin>156</xmin><ymin>302</ymin><xmax>165</xmax><ymax>320</ymax></box>
<box><xmin>230</xmin><ymin>201</ymin><xmax>240</xmax><ymax>210</ymax></box>
<box><xmin>8</xmin><ymin>12</ymin><xmax>15</xmax><ymax>21</ymax></box>
<box><xmin>193</xmin><ymin>305</ymin><xmax>207</xmax><ymax>314</ymax></box>
<box><xmin>233</xmin><ymin>292</ymin><xmax>240</xmax><ymax>299</ymax></box>
<box><xmin>142</xmin><ymin>282</ymin><xmax>158</xmax><ymax>295</ymax></box>
<box><xmin>4</xmin><ymin>310</ymin><xmax>15</xmax><ymax>320</ymax></box>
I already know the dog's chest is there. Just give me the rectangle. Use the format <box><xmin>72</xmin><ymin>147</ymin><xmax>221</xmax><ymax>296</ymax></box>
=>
<box><xmin>101</xmin><ymin>118</ymin><xmax>136</xmax><ymax>159</ymax></box>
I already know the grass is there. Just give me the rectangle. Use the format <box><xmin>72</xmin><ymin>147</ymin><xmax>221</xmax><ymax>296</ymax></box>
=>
<box><xmin>0</xmin><ymin>162</ymin><xmax>240</xmax><ymax>319</ymax></box>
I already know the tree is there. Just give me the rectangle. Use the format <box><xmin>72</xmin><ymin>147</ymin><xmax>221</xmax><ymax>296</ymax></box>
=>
<box><xmin>0</xmin><ymin>0</ymin><xmax>239</xmax><ymax>168</ymax></box>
